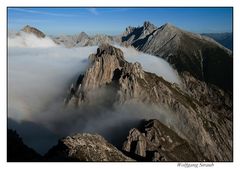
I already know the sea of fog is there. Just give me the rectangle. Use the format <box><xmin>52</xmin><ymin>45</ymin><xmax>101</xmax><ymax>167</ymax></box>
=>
<box><xmin>8</xmin><ymin>32</ymin><xmax>181</xmax><ymax>154</ymax></box>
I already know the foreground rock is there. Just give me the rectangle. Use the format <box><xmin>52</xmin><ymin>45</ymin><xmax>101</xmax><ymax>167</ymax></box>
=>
<box><xmin>7</xmin><ymin>129</ymin><xmax>42</xmax><ymax>162</ymax></box>
<box><xmin>123</xmin><ymin>119</ymin><xmax>197</xmax><ymax>161</ymax></box>
<box><xmin>45</xmin><ymin>133</ymin><xmax>134</xmax><ymax>161</ymax></box>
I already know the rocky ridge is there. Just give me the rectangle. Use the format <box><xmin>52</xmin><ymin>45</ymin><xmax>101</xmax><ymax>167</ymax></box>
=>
<box><xmin>122</xmin><ymin>22</ymin><xmax>233</xmax><ymax>92</ymax></box>
<box><xmin>45</xmin><ymin>133</ymin><xmax>134</xmax><ymax>161</ymax></box>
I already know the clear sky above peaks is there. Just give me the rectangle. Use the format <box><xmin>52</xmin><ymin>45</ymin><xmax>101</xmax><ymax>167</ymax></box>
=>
<box><xmin>8</xmin><ymin>7</ymin><xmax>232</xmax><ymax>36</ymax></box>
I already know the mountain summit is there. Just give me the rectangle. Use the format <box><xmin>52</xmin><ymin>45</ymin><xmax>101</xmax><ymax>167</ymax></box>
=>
<box><xmin>122</xmin><ymin>21</ymin><xmax>157</xmax><ymax>44</ymax></box>
<box><xmin>21</xmin><ymin>25</ymin><xmax>46</xmax><ymax>38</ymax></box>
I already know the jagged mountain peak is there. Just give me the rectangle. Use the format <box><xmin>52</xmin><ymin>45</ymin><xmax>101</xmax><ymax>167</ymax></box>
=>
<box><xmin>143</xmin><ymin>21</ymin><xmax>157</xmax><ymax>30</ymax></box>
<box><xmin>122</xmin><ymin>26</ymin><xmax>134</xmax><ymax>37</ymax></box>
<box><xmin>122</xmin><ymin>21</ymin><xmax>157</xmax><ymax>44</ymax></box>
<box><xmin>96</xmin><ymin>43</ymin><xmax>124</xmax><ymax>59</ymax></box>
<box><xmin>21</xmin><ymin>25</ymin><xmax>46</xmax><ymax>38</ymax></box>
<box><xmin>124</xmin><ymin>21</ymin><xmax>156</xmax><ymax>34</ymax></box>
<box><xmin>22</xmin><ymin>25</ymin><xmax>31</xmax><ymax>29</ymax></box>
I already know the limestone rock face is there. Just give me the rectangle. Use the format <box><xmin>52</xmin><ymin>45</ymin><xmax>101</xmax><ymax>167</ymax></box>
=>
<box><xmin>81</xmin><ymin>43</ymin><xmax>124</xmax><ymax>91</ymax></box>
<box><xmin>122</xmin><ymin>119</ymin><xmax>197</xmax><ymax>161</ymax></box>
<box><xmin>65</xmin><ymin>43</ymin><xmax>125</xmax><ymax>105</ymax></box>
<box><xmin>21</xmin><ymin>25</ymin><xmax>46</xmax><ymax>38</ymax></box>
<box><xmin>45</xmin><ymin>133</ymin><xmax>134</xmax><ymax>161</ymax></box>
<box><xmin>180</xmin><ymin>72</ymin><xmax>233</xmax><ymax>161</ymax></box>
<box><xmin>181</xmin><ymin>71</ymin><xmax>232</xmax><ymax>115</ymax></box>
<box><xmin>65</xmin><ymin>44</ymin><xmax>232</xmax><ymax>161</ymax></box>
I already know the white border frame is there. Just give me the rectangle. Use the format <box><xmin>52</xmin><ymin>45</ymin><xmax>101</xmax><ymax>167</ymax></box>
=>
<box><xmin>1</xmin><ymin>0</ymin><xmax>239</xmax><ymax>168</ymax></box>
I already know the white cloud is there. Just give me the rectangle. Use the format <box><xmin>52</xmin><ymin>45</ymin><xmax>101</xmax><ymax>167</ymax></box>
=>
<box><xmin>8</xmin><ymin>32</ymin><xmax>57</xmax><ymax>48</ymax></box>
<box><xmin>115</xmin><ymin>45</ymin><xmax>181</xmax><ymax>85</ymax></box>
<box><xmin>8</xmin><ymin>33</ymin><xmax>98</xmax><ymax>121</ymax></box>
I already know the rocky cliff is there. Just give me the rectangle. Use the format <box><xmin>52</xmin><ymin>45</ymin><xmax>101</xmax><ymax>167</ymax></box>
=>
<box><xmin>122</xmin><ymin>119</ymin><xmax>197</xmax><ymax>161</ymax></box>
<box><xmin>65</xmin><ymin>44</ymin><xmax>232</xmax><ymax>161</ymax></box>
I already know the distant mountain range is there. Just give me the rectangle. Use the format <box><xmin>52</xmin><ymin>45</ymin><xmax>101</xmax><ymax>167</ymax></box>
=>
<box><xmin>19</xmin><ymin>21</ymin><xmax>232</xmax><ymax>92</ymax></box>
<box><xmin>202</xmin><ymin>32</ymin><xmax>233</xmax><ymax>51</ymax></box>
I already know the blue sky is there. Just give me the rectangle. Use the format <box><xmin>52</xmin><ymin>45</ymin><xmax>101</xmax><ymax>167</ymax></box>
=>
<box><xmin>8</xmin><ymin>7</ymin><xmax>232</xmax><ymax>36</ymax></box>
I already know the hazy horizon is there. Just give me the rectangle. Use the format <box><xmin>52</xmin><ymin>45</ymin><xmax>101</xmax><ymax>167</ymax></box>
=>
<box><xmin>8</xmin><ymin>25</ymin><xmax>233</xmax><ymax>37</ymax></box>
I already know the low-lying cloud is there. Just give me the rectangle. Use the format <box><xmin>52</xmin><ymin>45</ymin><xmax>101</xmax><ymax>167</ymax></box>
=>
<box><xmin>8</xmin><ymin>32</ymin><xmax>57</xmax><ymax>48</ymax></box>
<box><xmin>116</xmin><ymin>45</ymin><xmax>181</xmax><ymax>85</ymax></box>
<box><xmin>8</xmin><ymin>33</ymin><xmax>179</xmax><ymax>154</ymax></box>
<box><xmin>8</xmin><ymin>33</ymin><xmax>98</xmax><ymax>121</ymax></box>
